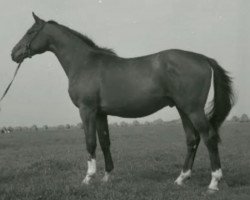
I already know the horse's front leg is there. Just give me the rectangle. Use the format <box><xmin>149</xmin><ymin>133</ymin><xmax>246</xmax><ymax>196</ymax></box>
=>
<box><xmin>79</xmin><ymin>105</ymin><xmax>97</xmax><ymax>185</ymax></box>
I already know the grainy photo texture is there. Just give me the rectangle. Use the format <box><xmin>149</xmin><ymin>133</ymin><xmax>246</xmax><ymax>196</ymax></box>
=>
<box><xmin>0</xmin><ymin>1</ymin><xmax>249</xmax><ymax>200</ymax></box>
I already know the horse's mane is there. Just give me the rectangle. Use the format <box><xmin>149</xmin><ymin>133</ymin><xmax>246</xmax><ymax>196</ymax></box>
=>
<box><xmin>48</xmin><ymin>20</ymin><xmax>116</xmax><ymax>56</ymax></box>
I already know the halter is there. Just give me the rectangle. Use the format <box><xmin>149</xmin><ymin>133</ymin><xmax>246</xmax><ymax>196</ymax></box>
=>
<box><xmin>0</xmin><ymin>23</ymin><xmax>45</xmax><ymax>110</ymax></box>
<box><xmin>25</xmin><ymin>22</ymin><xmax>45</xmax><ymax>58</ymax></box>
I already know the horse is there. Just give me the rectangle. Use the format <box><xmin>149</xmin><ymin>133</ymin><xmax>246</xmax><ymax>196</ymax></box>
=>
<box><xmin>11</xmin><ymin>13</ymin><xmax>234</xmax><ymax>192</ymax></box>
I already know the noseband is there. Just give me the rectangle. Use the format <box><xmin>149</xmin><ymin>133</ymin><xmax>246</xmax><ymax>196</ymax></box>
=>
<box><xmin>25</xmin><ymin>23</ymin><xmax>45</xmax><ymax>58</ymax></box>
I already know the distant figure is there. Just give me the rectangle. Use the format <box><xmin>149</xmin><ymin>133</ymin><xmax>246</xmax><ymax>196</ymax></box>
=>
<box><xmin>1</xmin><ymin>127</ymin><xmax>11</xmax><ymax>134</ymax></box>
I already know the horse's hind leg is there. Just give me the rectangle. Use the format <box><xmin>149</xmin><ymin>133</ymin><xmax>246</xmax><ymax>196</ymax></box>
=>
<box><xmin>96</xmin><ymin>114</ymin><xmax>114</xmax><ymax>182</ymax></box>
<box><xmin>187</xmin><ymin>110</ymin><xmax>222</xmax><ymax>192</ymax></box>
<box><xmin>175</xmin><ymin>109</ymin><xmax>200</xmax><ymax>186</ymax></box>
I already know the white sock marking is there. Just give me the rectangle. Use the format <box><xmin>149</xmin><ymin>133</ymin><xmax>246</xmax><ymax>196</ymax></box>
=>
<box><xmin>82</xmin><ymin>159</ymin><xmax>96</xmax><ymax>184</ymax></box>
<box><xmin>102</xmin><ymin>171</ymin><xmax>110</xmax><ymax>182</ymax></box>
<box><xmin>175</xmin><ymin>170</ymin><xmax>191</xmax><ymax>185</ymax></box>
<box><xmin>208</xmin><ymin>169</ymin><xmax>223</xmax><ymax>191</ymax></box>
<box><xmin>87</xmin><ymin>159</ymin><xmax>96</xmax><ymax>176</ymax></box>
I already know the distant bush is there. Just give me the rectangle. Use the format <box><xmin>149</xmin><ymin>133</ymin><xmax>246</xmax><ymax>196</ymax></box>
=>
<box><xmin>15</xmin><ymin>126</ymin><xmax>23</xmax><ymax>132</ymax></box>
<box><xmin>144</xmin><ymin>121</ymin><xmax>151</xmax><ymax>126</ymax></box>
<box><xmin>120</xmin><ymin>121</ymin><xmax>129</xmax><ymax>127</ymax></box>
<box><xmin>110</xmin><ymin>122</ymin><xmax>119</xmax><ymax>128</ymax></box>
<box><xmin>7</xmin><ymin>127</ymin><xmax>14</xmax><ymax>132</ymax></box>
<box><xmin>152</xmin><ymin>119</ymin><xmax>165</xmax><ymax>125</ymax></box>
<box><xmin>76</xmin><ymin>123</ymin><xmax>83</xmax><ymax>129</ymax></box>
<box><xmin>23</xmin><ymin>127</ymin><xmax>29</xmax><ymax>131</ymax></box>
<box><xmin>69</xmin><ymin>124</ymin><xmax>75</xmax><ymax>129</ymax></box>
<box><xmin>231</xmin><ymin>116</ymin><xmax>239</xmax><ymax>122</ymax></box>
<box><xmin>65</xmin><ymin>124</ymin><xmax>71</xmax><ymax>129</ymax></box>
<box><xmin>43</xmin><ymin>125</ymin><xmax>49</xmax><ymax>130</ymax></box>
<box><xmin>240</xmin><ymin>114</ymin><xmax>249</xmax><ymax>122</ymax></box>
<box><xmin>132</xmin><ymin>120</ymin><xmax>140</xmax><ymax>126</ymax></box>
<box><xmin>57</xmin><ymin>125</ymin><xmax>65</xmax><ymax>130</ymax></box>
<box><xmin>31</xmin><ymin>125</ymin><xmax>38</xmax><ymax>131</ymax></box>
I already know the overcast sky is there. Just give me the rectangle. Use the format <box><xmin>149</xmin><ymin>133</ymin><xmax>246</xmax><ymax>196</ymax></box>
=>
<box><xmin>0</xmin><ymin>0</ymin><xmax>249</xmax><ymax>126</ymax></box>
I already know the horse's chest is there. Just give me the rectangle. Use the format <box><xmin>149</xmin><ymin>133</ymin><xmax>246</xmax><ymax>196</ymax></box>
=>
<box><xmin>68</xmin><ymin>79</ymin><xmax>99</xmax><ymax>107</ymax></box>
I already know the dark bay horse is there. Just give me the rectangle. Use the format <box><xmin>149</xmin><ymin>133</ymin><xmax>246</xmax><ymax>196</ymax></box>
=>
<box><xmin>11</xmin><ymin>13</ymin><xmax>234</xmax><ymax>192</ymax></box>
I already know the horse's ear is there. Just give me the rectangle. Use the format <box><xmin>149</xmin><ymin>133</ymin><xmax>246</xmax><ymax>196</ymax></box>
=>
<box><xmin>32</xmin><ymin>12</ymin><xmax>44</xmax><ymax>24</ymax></box>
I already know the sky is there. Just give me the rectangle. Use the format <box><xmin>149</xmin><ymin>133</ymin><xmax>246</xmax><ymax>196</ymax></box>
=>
<box><xmin>0</xmin><ymin>0</ymin><xmax>249</xmax><ymax>127</ymax></box>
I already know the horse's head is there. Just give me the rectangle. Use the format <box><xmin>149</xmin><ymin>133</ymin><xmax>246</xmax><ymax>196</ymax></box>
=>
<box><xmin>11</xmin><ymin>13</ymin><xmax>48</xmax><ymax>63</ymax></box>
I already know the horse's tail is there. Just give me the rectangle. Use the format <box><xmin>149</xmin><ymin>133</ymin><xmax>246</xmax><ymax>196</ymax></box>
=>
<box><xmin>207</xmin><ymin>58</ymin><xmax>235</xmax><ymax>142</ymax></box>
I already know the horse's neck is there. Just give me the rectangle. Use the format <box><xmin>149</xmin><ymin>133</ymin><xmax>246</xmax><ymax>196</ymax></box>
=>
<box><xmin>48</xmin><ymin>28</ymin><xmax>92</xmax><ymax>77</ymax></box>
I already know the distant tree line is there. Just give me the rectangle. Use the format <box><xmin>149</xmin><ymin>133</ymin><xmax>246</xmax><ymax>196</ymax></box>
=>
<box><xmin>1</xmin><ymin>114</ymin><xmax>249</xmax><ymax>134</ymax></box>
<box><xmin>0</xmin><ymin>118</ymin><xmax>171</xmax><ymax>134</ymax></box>
<box><xmin>109</xmin><ymin>118</ymin><xmax>181</xmax><ymax>128</ymax></box>
<box><xmin>231</xmin><ymin>114</ymin><xmax>249</xmax><ymax>122</ymax></box>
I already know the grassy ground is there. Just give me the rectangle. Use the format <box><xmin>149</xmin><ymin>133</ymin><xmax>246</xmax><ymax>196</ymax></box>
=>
<box><xmin>0</xmin><ymin>122</ymin><xmax>250</xmax><ymax>200</ymax></box>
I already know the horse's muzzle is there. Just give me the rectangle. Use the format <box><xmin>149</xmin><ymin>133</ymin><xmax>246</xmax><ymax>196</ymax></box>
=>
<box><xmin>11</xmin><ymin>48</ymin><xmax>26</xmax><ymax>63</ymax></box>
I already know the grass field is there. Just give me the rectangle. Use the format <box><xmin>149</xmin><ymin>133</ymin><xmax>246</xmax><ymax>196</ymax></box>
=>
<box><xmin>0</xmin><ymin>122</ymin><xmax>250</xmax><ymax>200</ymax></box>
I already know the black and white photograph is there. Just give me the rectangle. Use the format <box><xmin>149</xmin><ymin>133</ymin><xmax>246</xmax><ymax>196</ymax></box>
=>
<box><xmin>0</xmin><ymin>1</ymin><xmax>249</xmax><ymax>199</ymax></box>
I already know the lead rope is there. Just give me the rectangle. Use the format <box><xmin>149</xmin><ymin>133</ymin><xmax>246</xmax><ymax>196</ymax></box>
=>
<box><xmin>0</xmin><ymin>62</ymin><xmax>22</xmax><ymax>111</ymax></box>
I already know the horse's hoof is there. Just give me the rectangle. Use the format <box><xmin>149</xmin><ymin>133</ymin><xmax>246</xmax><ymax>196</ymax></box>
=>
<box><xmin>207</xmin><ymin>188</ymin><xmax>218</xmax><ymax>194</ymax></box>
<box><xmin>174</xmin><ymin>180</ymin><xmax>184</xmax><ymax>186</ymax></box>
<box><xmin>174</xmin><ymin>170</ymin><xmax>191</xmax><ymax>187</ymax></box>
<box><xmin>101</xmin><ymin>172</ymin><xmax>111</xmax><ymax>183</ymax></box>
<box><xmin>81</xmin><ymin>179</ymin><xmax>90</xmax><ymax>185</ymax></box>
<box><xmin>81</xmin><ymin>175</ymin><xmax>92</xmax><ymax>185</ymax></box>
<box><xmin>101</xmin><ymin>176</ymin><xmax>109</xmax><ymax>183</ymax></box>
